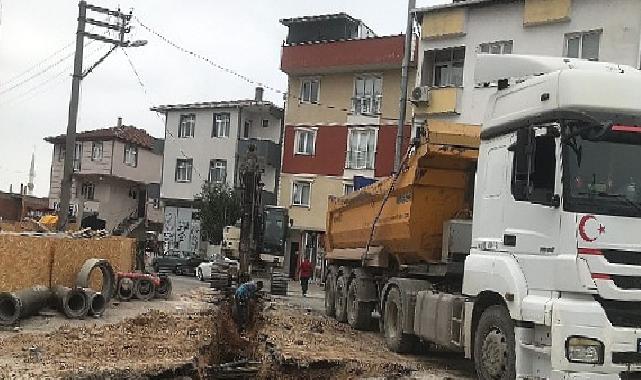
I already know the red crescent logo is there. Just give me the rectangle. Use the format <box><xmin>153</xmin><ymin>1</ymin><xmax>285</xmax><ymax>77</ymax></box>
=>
<box><xmin>579</xmin><ymin>215</ymin><xmax>603</xmax><ymax>242</ymax></box>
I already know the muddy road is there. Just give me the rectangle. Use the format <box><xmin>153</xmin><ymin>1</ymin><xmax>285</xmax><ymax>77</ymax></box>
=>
<box><xmin>0</xmin><ymin>279</ymin><xmax>475</xmax><ymax>379</ymax></box>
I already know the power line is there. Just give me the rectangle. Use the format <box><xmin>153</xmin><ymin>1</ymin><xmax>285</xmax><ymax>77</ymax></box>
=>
<box><xmin>134</xmin><ymin>16</ymin><xmax>410</xmax><ymax>123</ymax></box>
<box><xmin>120</xmin><ymin>47</ymin><xmax>205</xmax><ymax>181</ymax></box>
<box><xmin>0</xmin><ymin>41</ymin><xmax>75</xmax><ymax>89</ymax></box>
<box><xmin>0</xmin><ymin>43</ymin><xmax>106</xmax><ymax>107</ymax></box>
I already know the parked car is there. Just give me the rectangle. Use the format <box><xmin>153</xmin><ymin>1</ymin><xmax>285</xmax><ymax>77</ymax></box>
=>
<box><xmin>196</xmin><ymin>258</ymin><xmax>240</xmax><ymax>281</ymax></box>
<box><xmin>152</xmin><ymin>254</ymin><xmax>207</xmax><ymax>276</ymax></box>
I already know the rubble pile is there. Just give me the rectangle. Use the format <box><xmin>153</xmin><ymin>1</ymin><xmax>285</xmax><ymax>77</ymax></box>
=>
<box><xmin>259</xmin><ymin>303</ymin><xmax>423</xmax><ymax>378</ymax></box>
<box><xmin>0</xmin><ymin>309</ymin><xmax>215</xmax><ymax>378</ymax></box>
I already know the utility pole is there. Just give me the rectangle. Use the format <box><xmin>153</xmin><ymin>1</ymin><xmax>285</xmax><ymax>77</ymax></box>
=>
<box><xmin>394</xmin><ymin>0</ymin><xmax>416</xmax><ymax>172</ymax></box>
<box><xmin>57</xmin><ymin>1</ymin><xmax>144</xmax><ymax>230</ymax></box>
<box><xmin>58</xmin><ymin>1</ymin><xmax>87</xmax><ymax>230</ymax></box>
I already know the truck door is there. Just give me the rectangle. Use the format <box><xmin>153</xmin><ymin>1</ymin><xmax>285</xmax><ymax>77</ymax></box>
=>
<box><xmin>503</xmin><ymin>126</ymin><xmax>561</xmax><ymax>258</ymax></box>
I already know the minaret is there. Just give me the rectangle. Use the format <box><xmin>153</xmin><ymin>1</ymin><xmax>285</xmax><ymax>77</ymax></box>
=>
<box><xmin>27</xmin><ymin>151</ymin><xmax>35</xmax><ymax>196</ymax></box>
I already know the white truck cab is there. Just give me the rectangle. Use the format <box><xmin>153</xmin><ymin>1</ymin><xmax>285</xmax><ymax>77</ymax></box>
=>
<box><xmin>465</xmin><ymin>55</ymin><xmax>641</xmax><ymax>379</ymax></box>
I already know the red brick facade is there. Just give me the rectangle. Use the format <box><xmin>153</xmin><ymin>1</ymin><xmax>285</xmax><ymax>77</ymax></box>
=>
<box><xmin>281</xmin><ymin>124</ymin><xmax>411</xmax><ymax>178</ymax></box>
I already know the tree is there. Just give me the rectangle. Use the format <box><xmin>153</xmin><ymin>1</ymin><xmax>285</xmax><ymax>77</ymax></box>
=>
<box><xmin>197</xmin><ymin>183</ymin><xmax>241</xmax><ymax>245</ymax></box>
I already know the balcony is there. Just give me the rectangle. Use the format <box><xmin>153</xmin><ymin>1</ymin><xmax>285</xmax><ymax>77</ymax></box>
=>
<box><xmin>281</xmin><ymin>35</ymin><xmax>405</xmax><ymax>75</ymax></box>
<box><xmin>238</xmin><ymin>139</ymin><xmax>281</xmax><ymax>168</ymax></box>
<box><xmin>414</xmin><ymin>87</ymin><xmax>462</xmax><ymax>116</ymax></box>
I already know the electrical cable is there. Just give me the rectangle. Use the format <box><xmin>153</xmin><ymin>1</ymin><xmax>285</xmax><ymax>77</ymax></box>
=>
<box><xmin>0</xmin><ymin>41</ymin><xmax>75</xmax><ymax>89</ymax></box>
<box><xmin>0</xmin><ymin>43</ymin><xmax>107</xmax><ymax>108</ymax></box>
<box><xmin>134</xmin><ymin>16</ymin><xmax>403</xmax><ymax>121</ymax></box>
<box><xmin>120</xmin><ymin>47</ymin><xmax>205</xmax><ymax>181</ymax></box>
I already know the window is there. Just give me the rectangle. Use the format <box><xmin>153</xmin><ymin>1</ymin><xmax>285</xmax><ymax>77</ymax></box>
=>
<box><xmin>421</xmin><ymin>47</ymin><xmax>465</xmax><ymax>87</ymax></box>
<box><xmin>81</xmin><ymin>183</ymin><xmax>95</xmax><ymax>201</ymax></box>
<box><xmin>178</xmin><ymin>114</ymin><xmax>195</xmax><ymax>138</ymax></box>
<box><xmin>346</xmin><ymin>129</ymin><xmax>376</xmax><ymax>170</ymax></box>
<box><xmin>244</xmin><ymin>120</ymin><xmax>252</xmax><ymax>138</ymax></box>
<box><xmin>212</xmin><ymin>113</ymin><xmax>230</xmax><ymax>138</ymax></box>
<box><xmin>73</xmin><ymin>142</ymin><xmax>82</xmax><ymax>172</ymax></box>
<box><xmin>565</xmin><ymin>30</ymin><xmax>601</xmax><ymax>61</ymax></box>
<box><xmin>175</xmin><ymin>158</ymin><xmax>193</xmax><ymax>183</ymax></box>
<box><xmin>353</xmin><ymin>75</ymin><xmax>383</xmax><ymax>116</ymax></box>
<box><xmin>300</xmin><ymin>78</ymin><xmax>320</xmax><ymax>104</ymax></box>
<box><xmin>479</xmin><ymin>40</ymin><xmax>513</xmax><ymax>55</ymax></box>
<box><xmin>511</xmin><ymin>126</ymin><xmax>557</xmax><ymax>204</ymax></box>
<box><xmin>124</xmin><ymin>144</ymin><xmax>138</xmax><ymax>167</ymax></box>
<box><xmin>295</xmin><ymin>129</ymin><xmax>316</xmax><ymax>155</ymax></box>
<box><xmin>262</xmin><ymin>119</ymin><xmax>269</xmax><ymax>128</ymax></box>
<box><xmin>209</xmin><ymin>159</ymin><xmax>227</xmax><ymax>183</ymax></box>
<box><xmin>292</xmin><ymin>181</ymin><xmax>311</xmax><ymax>207</ymax></box>
<box><xmin>91</xmin><ymin>141</ymin><xmax>103</xmax><ymax>161</ymax></box>
<box><xmin>344</xmin><ymin>183</ymin><xmax>354</xmax><ymax>196</ymax></box>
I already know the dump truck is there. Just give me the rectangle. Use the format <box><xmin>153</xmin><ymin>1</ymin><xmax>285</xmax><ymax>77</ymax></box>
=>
<box><xmin>324</xmin><ymin>55</ymin><xmax>641</xmax><ymax>379</ymax></box>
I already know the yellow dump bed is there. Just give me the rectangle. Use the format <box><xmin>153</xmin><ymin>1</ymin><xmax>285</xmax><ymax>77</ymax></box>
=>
<box><xmin>326</xmin><ymin>123</ymin><xmax>480</xmax><ymax>265</ymax></box>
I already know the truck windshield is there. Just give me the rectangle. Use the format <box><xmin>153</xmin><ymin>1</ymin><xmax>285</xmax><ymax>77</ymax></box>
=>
<box><xmin>563</xmin><ymin>126</ymin><xmax>641</xmax><ymax>217</ymax></box>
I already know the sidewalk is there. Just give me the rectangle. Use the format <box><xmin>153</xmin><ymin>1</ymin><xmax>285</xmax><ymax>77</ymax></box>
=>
<box><xmin>270</xmin><ymin>279</ymin><xmax>325</xmax><ymax>313</ymax></box>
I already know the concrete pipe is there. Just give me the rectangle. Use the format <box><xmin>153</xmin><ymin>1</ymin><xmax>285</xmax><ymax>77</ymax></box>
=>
<box><xmin>83</xmin><ymin>289</ymin><xmax>107</xmax><ymax>317</ymax></box>
<box><xmin>134</xmin><ymin>278</ymin><xmax>155</xmax><ymax>301</ymax></box>
<box><xmin>52</xmin><ymin>286</ymin><xmax>90</xmax><ymax>319</ymax></box>
<box><xmin>117</xmin><ymin>277</ymin><xmax>134</xmax><ymax>301</ymax></box>
<box><xmin>0</xmin><ymin>285</ymin><xmax>52</xmax><ymax>326</ymax></box>
<box><xmin>75</xmin><ymin>259</ymin><xmax>116</xmax><ymax>303</ymax></box>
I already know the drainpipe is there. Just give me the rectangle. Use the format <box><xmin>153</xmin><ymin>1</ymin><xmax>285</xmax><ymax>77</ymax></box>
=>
<box><xmin>394</xmin><ymin>0</ymin><xmax>416</xmax><ymax>172</ymax></box>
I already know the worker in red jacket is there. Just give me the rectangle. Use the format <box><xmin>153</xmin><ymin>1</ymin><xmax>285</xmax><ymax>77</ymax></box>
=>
<box><xmin>298</xmin><ymin>257</ymin><xmax>313</xmax><ymax>297</ymax></box>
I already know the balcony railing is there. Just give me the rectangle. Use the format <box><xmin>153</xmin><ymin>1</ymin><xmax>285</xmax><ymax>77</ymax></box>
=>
<box><xmin>346</xmin><ymin>150</ymin><xmax>375</xmax><ymax>170</ymax></box>
<box><xmin>352</xmin><ymin>95</ymin><xmax>382</xmax><ymax>116</ymax></box>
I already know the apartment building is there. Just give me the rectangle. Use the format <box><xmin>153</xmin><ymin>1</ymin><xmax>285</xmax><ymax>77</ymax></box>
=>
<box><xmin>279</xmin><ymin>13</ymin><xmax>415</xmax><ymax>277</ymax></box>
<box><xmin>413</xmin><ymin>0</ymin><xmax>641</xmax><ymax>127</ymax></box>
<box><xmin>45</xmin><ymin>119</ymin><xmax>163</xmax><ymax>231</ymax></box>
<box><xmin>152</xmin><ymin>89</ymin><xmax>283</xmax><ymax>255</ymax></box>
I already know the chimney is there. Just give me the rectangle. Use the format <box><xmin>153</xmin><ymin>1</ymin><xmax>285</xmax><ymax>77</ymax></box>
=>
<box><xmin>20</xmin><ymin>183</ymin><xmax>24</xmax><ymax>195</ymax></box>
<box><xmin>117</xmin><ymin>117</ymin><xmax>123</xmax><ymax>127</ymax></box>
<box><xmin>254</xmin><ymin>87</ymin><xmax>264</xmax><ymax>102</ymax></box>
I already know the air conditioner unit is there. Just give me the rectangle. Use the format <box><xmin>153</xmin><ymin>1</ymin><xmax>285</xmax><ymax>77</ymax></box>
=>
<box><xmin>411</xmin><ymin>86</ymin><xmax>430</xmax><ymax>104</ymax></box>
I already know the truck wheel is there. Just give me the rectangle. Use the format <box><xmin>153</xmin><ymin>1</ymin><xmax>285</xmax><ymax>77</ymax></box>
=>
<box><xmin>324</xmin><ymin>272</ymin><xmax>336</xmax><ymax>317</ymax></box>
<box><xmin>383</xmin><ymin>287</ymin><xmax>415</xmax><ymax>353</ymax></box>
<box><xmin>474</xmin><ymin>305</ymin><xmax>516</xmax><ymax>380</ymax></box>
<box><xmin>347</xmin><ymin>278</ymin><xmax>372</xmax><ymax>330</ymax></box>
<box><xmin>334</xmin><ymin>274</ymin><xmax>348</xmax><ymax>323</ymax></box>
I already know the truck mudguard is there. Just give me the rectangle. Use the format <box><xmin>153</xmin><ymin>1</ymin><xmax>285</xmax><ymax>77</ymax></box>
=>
<box><xmin>462</xmin><ymin>250</ymin><xmax>528</xmax><ymax>320</ymax></box>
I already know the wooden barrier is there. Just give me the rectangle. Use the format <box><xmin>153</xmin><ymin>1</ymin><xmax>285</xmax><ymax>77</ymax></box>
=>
<box><xmin>0</xmin><ymin>235</ymin><xmax>134</xmax><ymax>292</ymax></box>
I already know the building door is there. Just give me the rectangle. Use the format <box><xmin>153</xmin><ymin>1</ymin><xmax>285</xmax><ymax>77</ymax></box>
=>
<box><xmin>137</xmin><ymin>188</ymin><xmax>146</xmax><ymax>219</ymax></box>
<box><xmin>289</xmin><ymin>241</ymin><xmax>300</xmax><ymax>278</ymax></box>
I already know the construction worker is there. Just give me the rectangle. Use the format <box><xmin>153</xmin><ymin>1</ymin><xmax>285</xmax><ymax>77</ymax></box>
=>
<box><xmin>233</xmin><ymin>280</ymin><xmax>263</xmax><ymax>331</ymax></box>
<box><xmin>298</xmin><ymin>256</ymin><xmax>313</xmax><ymax>297</ymax></box>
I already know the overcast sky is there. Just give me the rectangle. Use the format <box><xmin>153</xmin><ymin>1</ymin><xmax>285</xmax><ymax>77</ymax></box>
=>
<box><xmin>0</xmin><ymin>0</ymin><xmax>445</xmax><ymax>197</ymax></box>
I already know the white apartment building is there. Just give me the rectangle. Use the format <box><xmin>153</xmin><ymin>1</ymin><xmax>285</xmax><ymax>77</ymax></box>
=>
<box><xmin>152</xmin><ymin>88</ymin><xmax>283</xmax><ymax>253</ymax></box>
<box><xmin>413</xmin><ymin>0</ymin><xmax>641</xmax><ymax>127</ymax></box>
<box><xmin>153</xmin><ymin>88</ymin><xmax>283</xmax><ymax>205</ymax></box>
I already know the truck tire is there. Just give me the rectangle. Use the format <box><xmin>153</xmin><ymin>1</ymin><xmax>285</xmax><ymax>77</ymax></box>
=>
<box><xmin>347</xmin><ymin>278</ymin><xmax>372</xmax><ymax>330</ymax></box>
<box><xmin>334</xmin><ymin>274</ymin><xmax>348</xmax><ymax>323</ymax></box>
<box><xmin>324</xmin><ymin>271</ymin><xmax>336</xmax><ymax>317</ymax></box>
<box><xmin>383</xmin><ymin>287</ymin><xmax>415</xmax><ymax>353</ymax></box>
<box><xmin>474</xmin><ymin>305</ymin><xmax>516</xmax><ymax>380</ymax></box>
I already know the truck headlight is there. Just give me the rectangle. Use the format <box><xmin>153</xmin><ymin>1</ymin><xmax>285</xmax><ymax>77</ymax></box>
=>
<box><xmin>566</xmin><ymin>336</ymin><xmax>604</xmax><ymax>364</ymax></box>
